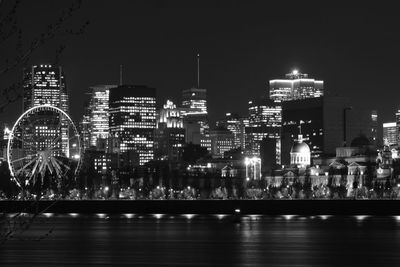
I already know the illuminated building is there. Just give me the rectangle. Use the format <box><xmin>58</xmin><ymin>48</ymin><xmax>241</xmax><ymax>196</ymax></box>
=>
<box><xmin>1</xmin><ymin>124</ymin><xmax>11</xmax><ymax>161</ymax></box>
<box><xmin>269</xmin><ymin>70</ymin><xmax>323</xmax><ymax>101</ymax></box>
<box><xmin>158</xmin><ymin>100</ymin><xmax>183</xmax><ymax>128</ymax></box>
<box><xmin>383</xmin><ymin>122</ymin><xmax>397</xmax><ymax>146</ymax></box>
<box><xmin>23</xmin><ymin>64</ymin><xmax>68</xmax><ymax>113</ymax></box>
<box><xmin>181</xmin><ymin>88</ymin><xmax>209</xmax><ymax>140</ymax></box>
<box><xmin>80</xmin><ymin>93</ymin><xmax>91</xmax><ymax>150</ymax></box>
<box><xmin>22</xmin><ymin>64</ymin><xmax>70</xmax><ymax>157</ymax></box>
<box><xmin>216</xmin><ymin>113</ymin><xmax>247</xmax><ymax>149</ymax></box>
<box><xmin>245</xmin><ymin>156</ymin><xmax>262</xmax><ymax>180</ymax></box>
<box><xmin>109</xmin><ymin>85</ymin><xmax>156</xmax><ymax>165</ymax></box>
<box><xmin>155</xmin><ymin>100</ymin><xmax>185</xmax><ymax>161</ymax></box>
<box><xmin>245</xmin><ymin>98</ymin><xmax>281</xmax><ymax>163</ymax></box>
<box><xmin>290</xmin><ymin>132</ymin><xmax>311</xmax><ymax>167</ymax></box>
<box><xmin>87</xmin><ymin>85</ymin><xmax>116</xmax><ymax>147</ymax></box>
<box><xmin>396</xmin><ymin>108</ymin><xmax>400</xmax><ymax>146</ymax></box>
<box><xmin>182</xmin><ymin>88</ymin><xmax>207</xmax><ymax>114</ymax></box>
<box><xmin>200</xmin><ymin>135</ymin><xmax>212</xmax><ymax>152</ymax></box>
<box><xmin>209</xmin><ymin>127</ymin><xmax>236</xmax><ymax>158</ymax></box>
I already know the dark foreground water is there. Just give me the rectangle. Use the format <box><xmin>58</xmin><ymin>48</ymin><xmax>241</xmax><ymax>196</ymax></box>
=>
<box><xmin>1</xmin><ymin>214</ymin><xmax>400</xmax><ymax>266</ymax></box>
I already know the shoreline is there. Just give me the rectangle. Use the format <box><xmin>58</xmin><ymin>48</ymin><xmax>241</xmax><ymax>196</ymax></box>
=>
<box><xmin>1</xmin><ymin>200</ymin><xmax>400</xmax><ymax>215</ymax></box>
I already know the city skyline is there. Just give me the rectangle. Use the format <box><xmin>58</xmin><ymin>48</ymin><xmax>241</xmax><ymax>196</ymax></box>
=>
<box><xmin>2</xmin><ymin>1</ymin><xmax>400</xmax><ymax>127</ymax></box>
<box><xmin>3</xmin><ymin>2</ymin><xmax>400</xmax><ymax>265</ymax></box>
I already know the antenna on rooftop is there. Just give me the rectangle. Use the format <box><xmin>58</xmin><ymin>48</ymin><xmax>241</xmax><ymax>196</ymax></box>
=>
<box><xmin>197</xmin><ymin>53</ymin><xmax>200</xmax><ymax>88</ymax></box>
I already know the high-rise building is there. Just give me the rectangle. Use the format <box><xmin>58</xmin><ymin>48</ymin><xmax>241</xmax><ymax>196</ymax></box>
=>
<box><xmin>269</xmin><ymin>70</ymin><xmax>323</xmax><ymax>102</ymax></box>
<box><xmin>0</xmin><ymin>123</ymin><xmax>11</xmax><ymax>161</ymax></box>
<box><xmin>383</xmin><ymin>122</ymin><xmax>397</xmax><ymax>146</ymax></box>
<box><xmin>181</xmin><ymin>88</ymin><xmax>207</xmax><ymax>114</ymax></box>
<box><xmin>181</xmin><ymin>88</ymin><xmax>209</xmax><ymax>139</ymax></box>
<box><xmin>245</xmin><ymin>98</ymin><xmax>281</xmax><ymax>164</ymax></box>
<box><xmin>216</xmin><ymin>113</ymin><xmax>247</xmax><ymax>149</ymax></box>
<box><xmin>154</xmin><ymin>100</ymin><xmax>185</xmax><ymax>161</ymax></box>
<box><xmin>80</xmin><ymin>93</ymin><xmax>92</xmax><ymax>150</ymax></box>
<box><xmin>396</xmin><ymin>108</ymin><xmax>400</xmax><ymax>146</ymax></box>
<box><xmin>23</xmin><ymin>64</ymin><xmax>68</xmax><ymax>113</ymax></box>
<box><xmin>209</xmin><ymin>127</ymin><xmax>236</xmax><ymax>158</ymax></box>
<box><xmin>87</xmin><ymin>85</ymin><xmax>116</xmax><ymax>147</ymax></box>
<box><xmin>109</xmin><ymin>85</ymin><xmax>156</xmax><ymax>165</ymax></box>
<box><xmin>22</xmin><ymin>64</ymin><xmax>70</xmax><ymax>157</ymax></box>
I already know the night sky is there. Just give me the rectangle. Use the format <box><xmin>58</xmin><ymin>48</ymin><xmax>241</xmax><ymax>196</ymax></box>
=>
<box><xmin>2</xmin><ymin>0</ymin><xmax>400</xmax><ymax>128</ymax></box>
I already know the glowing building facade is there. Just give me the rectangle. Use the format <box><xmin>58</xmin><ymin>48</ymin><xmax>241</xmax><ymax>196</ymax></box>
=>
<box><xmin>181</xmin><ymin>88</ymin><xmax>209</xmax><ymax>138</ymax></box>
<box><xmin>22</xmin><ymin>64</ymin><xmax>70</xmax><ymax>157</ymax></box>
<box><xmin>109</xmin><ymin>85</ymin><xmax>156</xmax><ymax>165</ymax></box>
<box><xmin>181</xmin><ymin>88</ymin><xmax>207</xmax><ymax>114</ymax></box>
<box><xmin>383</xmin><ymin>122</ymin><xmax>397</xmax><ymax>146</ymax></box>
<box><xmin>269</xmin><ymin>70</ymin><xmax>323</xmax><ymax>102</ymax></box>
<box><xmin>396</xmin><ymin>109</ymin><xmax>400</xmax><ymax>146</ymax></box>
<box><xmin>154</xmin><ymin>100</ymin><xmax>185</xmax><ymax>161</ymax></box>
<box><xmin>245</xmin><ymin>98</ymin><xmax>281</xmax><ymax>164</ymax></box>
<box><xmin>209</xmin><ymin>127</ymin><xmax>236</xmax><ymax>158</ymax></box>
<box><xmin>216</xmin><ymin>113</ymin><xmax>247</xmax><ymax>149</ymax></box>
<box><xmin>290</xmin><ymin>133</ymin><xmax>311</xmax><ymax>167</ymax></box>
<box><xmin>23</xmin><ymin>65</ymin><xmax>68</xmax><ymax>113</ymax></box>
<box><xmin>87</xmin><ymin>85</ymin><xmax>116</xmax><ymax>147</ymax></box>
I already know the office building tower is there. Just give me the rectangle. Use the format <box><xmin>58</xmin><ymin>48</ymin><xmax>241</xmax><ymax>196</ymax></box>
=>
<box><xmin>181</xmin><ymin>88</ymin><xmax>209</xmax><ymax>138</ymax></box>
<box><xmin>22</xmin><ymin>64</ymin><xmax>70</xmax><ymax>156</ymax></box>
<box><xmin>383</xmin><ymin>122</ymin><xmax>397</xmax><ymax>146</ymax></box>
<box><xmin>245</xmin><ymin>98</ymin><xmax>281</xmax><ymax>164</ymax></box>
<box><xmin>216</xmin><ymin>113</ymin><xmax>247</xmax><ymax>149</ymax></box>
<box><xmin>1</xmin><ymin>123</ymin><xmax>11</xmax><ymax>161</ymax></box>
<box><xmin>269</xmin><ymin>70</ymin><xmax>323</xmax><ymax>102</ymax></box>
<box><xmin>109</xmin><ymin>85</ymin><xmax>156</xmax><ymax>165</ymax></box>
<box><xmin>23</xmin><ymin>64</ymin><xmax>68</xmax><ymax>113</ymax></box>
<box><xmin>396</xmin><ymin>108</ymin><xmax>400</xmax><ymax>146</ymax></box>
<box><xmin>80</xmin><ymin>93</ymin><xmax>92</xmax><ymax>150</ymax></box>
<box><xmin>209</xmin><ymin>127</ymin><xmax>236</xmax><ymax>158</ymax></box>
<box><xmin>88</xmin><ymin>85</ymin><xmax>116</xmax><ymax>147</ymax></box>
<box><xmin>154</xmin><ymin>100</ymin><xmax>185</xmax><ymax>161</ymax></box>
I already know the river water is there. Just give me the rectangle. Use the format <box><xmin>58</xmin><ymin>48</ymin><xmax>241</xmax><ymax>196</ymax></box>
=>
<box><xmin>1</xmin><ymin>214</ymin><xmax>400</xmax><ymax>266</ymax></box>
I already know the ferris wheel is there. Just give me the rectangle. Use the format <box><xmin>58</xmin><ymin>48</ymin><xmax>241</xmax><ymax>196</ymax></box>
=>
<box><xmin>7</xmin><ymin>105</ymin><xmax>81</xmax><ymax>189</ymax></box>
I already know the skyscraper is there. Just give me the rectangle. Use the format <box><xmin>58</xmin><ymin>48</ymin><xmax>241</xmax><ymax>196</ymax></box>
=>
<box><xmin>209</xmin><ymin>127</ymin><xmax>235</xmax><ymax>158</ymax></box>
<box><xmin>216</xmin><ymin>113</ymin><xmax>247</xmax><ymax>149</ymax></box>
<box><xmin>23</xmin><ymin>64</ymin><xmax>68</xmax><ymax>113</ymax></box>
<box><xmin>88</xmin><ymin>85</ymin><xmax>116</xmax><ymax>147</ymax></box>
<box><xmin>155</xmin><ymin>100</ymin><xmax>185</xmax><ymax>161</ymax></box>
<box><xmin>245</xmin><ymin>98</ymin><xmax>282</xmax><ymax>163</ymax></box>
<box><xmin>22</xmin><ymin>64</ymin><xmax>70</xmax><ymax>157</ymax></box>
<box><xmin>109</xmin><ymin>85</ymin><xmax>156</xmax><ymax>165</ymax></box>
<box><xmin>181</xmin><ymin>88</ymin><xmax>209</xmax><ymax>137</ymax></box>
<box><xmin>269</xmin><ymin>70</ymin><xmax>324</xmax><ymax>102</ymax></box>
<box><xmin>396</xmin><ymin>108</ymin><xmax>400</xmax><ymax>146</ymax></box>
<box><xmin>383</xmin><ymin>122</ymin><xmax>397</xmax><ymax>146</ymax></box>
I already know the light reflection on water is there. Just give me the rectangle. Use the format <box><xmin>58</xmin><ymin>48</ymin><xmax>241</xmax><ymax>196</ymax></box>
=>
<box><xmin>1</xmin><ymin>214</ymin><xmax>400</xmax><ymax>266</ymax></box>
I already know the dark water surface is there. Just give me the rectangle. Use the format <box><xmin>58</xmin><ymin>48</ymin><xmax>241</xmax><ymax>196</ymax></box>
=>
<box><xmin>1</xmin><ymin>214</ymin><xmax>400</xmax><ymax>266</ymax></box>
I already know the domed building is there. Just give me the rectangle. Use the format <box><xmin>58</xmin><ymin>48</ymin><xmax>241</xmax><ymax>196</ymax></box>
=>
<box><xmin>290</xmin><ymin>133</ymin><xmax>311</xmax><ymax>167</ymax></box>
<box><xmin>350</xmin><ymin>134</ymin><xmax>370</xmax><ymax>148</ymax></box>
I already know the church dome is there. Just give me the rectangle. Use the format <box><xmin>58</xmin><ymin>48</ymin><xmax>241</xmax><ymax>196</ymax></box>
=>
<box><xmin>290</xmin><ymin>134</ymin><xmax>311</xmax><ymax>167</ymax></box>
<box><xmin>350</xmin><ymin>134</ymin><xmax>370</xmax><ymax>148</ymax></box>
<box><xmin>290</xmin><ymin>141</ymin><xmax>310</xmax><ymax>154</ymax></box>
